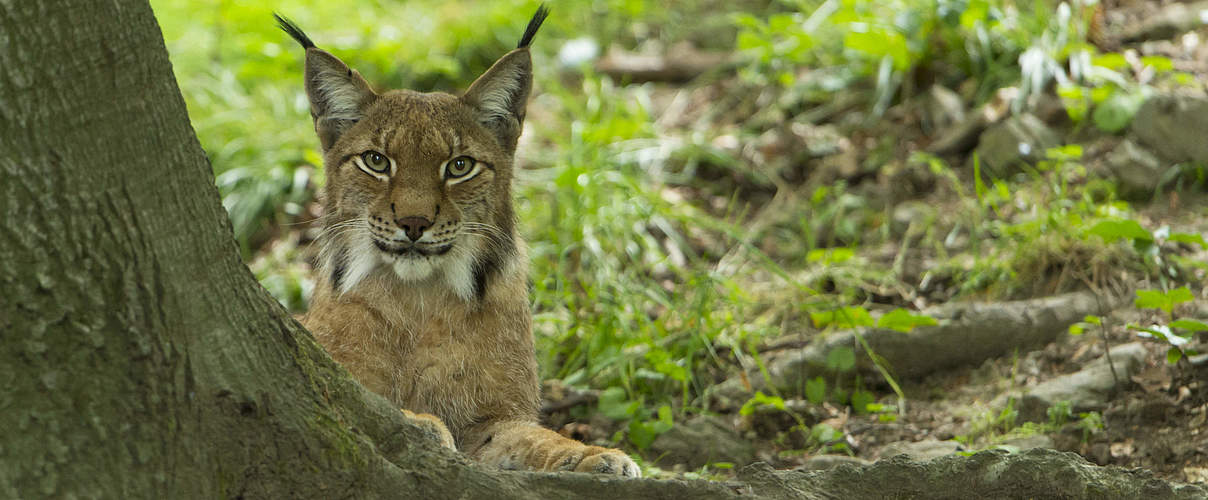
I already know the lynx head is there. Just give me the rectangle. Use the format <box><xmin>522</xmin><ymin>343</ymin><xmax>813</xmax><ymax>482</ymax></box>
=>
<box><xmin>276</xmin><ymin>7</ymin><xmax>548</xmax><ymax>302</ymax></box>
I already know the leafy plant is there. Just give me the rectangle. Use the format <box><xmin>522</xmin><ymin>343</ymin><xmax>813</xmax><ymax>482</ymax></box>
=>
<box><xmin>1129</xmin><ymin>287</ymin><xmax>1206</xmax><ymax>364</ymax></box>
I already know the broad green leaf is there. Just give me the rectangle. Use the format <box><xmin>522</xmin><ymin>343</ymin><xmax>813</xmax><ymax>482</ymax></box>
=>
<box><xmin>1140</xmin><ymin>55</ymin><xmax>1174</xmax><ymax>72</ymax></box>
<box><xmin>628</xmin><ymin>420</ymin><xmax>657</xmax><ymax>450</ymax></box>
<box><xmin>1168</xmin><ymin>232</ymin><xmax>1208</xmax><ymax>249</ymax></box>
<box><xmin>1092</xmin><ymin>91</ymin><xmax>1145</xmax><ymax>133</ymax></box>
<box><xmin>1138</xmin><ymin>287</ymin><xmax>1195</xmax><ymax>313</ymax></box>
<box><xmin>1134</xmin><ymin>290</ymin><xmax>1168</xmax><ymax>311</ymax></box>
<box><xmin>877</xmin><ymin>308</ymin><xmax>938</xmax><ymax>333</ymax></box>
<box><xmin>1166</xmin><ymin>347</ymin><xmax>1183</xmax><ymax>364</ymax></box>
<box><xmin>851</xmin><ymin>389</ymin><xmax>875</xmax><ymax>414</ymax></box>
<box><xmin>811</xmin><ymin>306</ymin><xmax>875</xmax><ymax>329</ymax></box>
<box><xmin>1168</xmin><ymin>287</ymin><xmax>1195</xmax><ymax>305</ymax></box>
<box><xmin>1068</xmin><ymin>323</ymin><xmax>1085</xmax><ymax>335</ymax></box>
<box><xmin>598</xmin><ymin>387</ymin><xmax>636</xmax><ymax>420</ymax></box>
<box><xmin>806</xmin><ymin>376</ymin><xmax>827</xmax><ymax>404</ymax></box>
<box><xmin>1091</xmin><ymin>53</ymin><xmax>1128</xmax><ymax>70</ymax></box>
<box><xmin>740</xmin><ymin>391</ymin><xmax>786</xmax><ymax>416</ymax></box>
<box><xmin>1170</xmin><ymin>319</ymin><xmax>1208</xmax><ymax>332</ymax></box>
<box><xmin>652</xmin><ymin>405</ymin><xmax>674</xmax><ymax>433</ymax></box>
<box><xmin>1087</xmin><ymin>219</ymin><xmax>1152</xmax><ymax>243</ymax></box>
<box><xmin>826</xmin><ymin>346</ymin><xmax>857</xmax><ymax>373</ymax></box>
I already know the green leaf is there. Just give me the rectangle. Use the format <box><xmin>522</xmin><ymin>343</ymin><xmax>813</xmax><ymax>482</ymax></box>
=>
<box><xmin>1170</xmin><ymin>319</ymin><xmax>1208</xmax><ymax>332</ymax></box>
<box><xmin>1068</xmin><ymin>323</ymin><xmax>1085</xmax><ymax>335</ymax></box>
<box><xmin>1092</xmin><ymin>91</ymin><xmax>1146</xmax><ymax>133</ymax></box>
<box><xmin>652</xmin><ymin>405</ymin><xmax>674</xmax><ymax>434</ymax></box>
<box><xmin>810</xmin><ymin>423</ymin><xmax>841</xmax><ymax>444</ymax></box>
<box><xmin>597</xmin><ymin>387</ymin><xmax>637</xmax><ymax>420</ymax></box>
<box><xmin>1091</xmin><ymin>53</ymin><xmax>1128</xmax><ymax>70</ymax></box>
<box><xmin>1087</xmin><ymin>219</ymin><xmax>1152</xmax><ymax>243</ymax></box>
<box><xmin>1168</xmin><ymin>287</ymin><xmax>1195</xmax><ymax>305</ymax></box>
<box><xmin>877</xmin><ymin>308</ymin><xmax>938</xmax><ymax>332</ymax></box>
<box><xmin>1138</xmin><ymin>287</ymin><xmax>1195</xmax><ymax>314</ymax></box>
<box><xmin>807</xmin><ymin>247</ymin><xmax>855</xmax><ymax>264</ymax></box>
<box><xmin>1168</xmin><ymin>232</ymin><xmax>1208</xmax><ymax>249</ymax></box>
<box><xmin>1083</xmin><ymin>315</ymin><xmax>1102</xmax><ymax>325</ymax></box>
<box><xmin>811</xmin><ymin>306</ymin><xmax>875</xmax><ymax>329</ymax></box>
<box><xmin>740</xmin><ymin>391</ymin><xmax>786</xmax><ymax>416</ymax></box>
<box><xmin>1135</xmin><ymin>289</ymin><xmax>1171</xmax><ymax>313</ymax></box>
<box><xmin>1166</xmin><ymin>347</ymin><xmax>1183</xmax><ymax>364</ymax></box>
<box><xmin>826</xmin><ymin>346</ymin><xmax>857</xmax><ymax>373</ymax></box>
<box><xmin>1140</xmin><ymin>55</ymin><xmax>1174</xmax><ymax>72</ymax></box>
<box><xmin>851</xmin><ymin>389</ymin><xmax>875</xmax><ymax>414</ymax></box>
<box><xmin>627</xmin><ymin>420</ymin><xmax>657</xmax><ymax>450</ymax></box>
<box><xmin>805</xmin><ymin>376</ymin><xmax>828</xmax><ymax>404</ymax></box>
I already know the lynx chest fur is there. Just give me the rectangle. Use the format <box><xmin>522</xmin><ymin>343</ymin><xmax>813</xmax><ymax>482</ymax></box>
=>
<box><xmin>278</xmin><ymin>6</ymin><xmax>640</xmax><ymax>476</ymax></box>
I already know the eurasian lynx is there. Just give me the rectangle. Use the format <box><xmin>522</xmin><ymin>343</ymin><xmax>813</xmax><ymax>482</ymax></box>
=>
<box><xmin>277</xmin><ymin>6</ymin><xmax>639</xmax><ymax>476</ymax></box>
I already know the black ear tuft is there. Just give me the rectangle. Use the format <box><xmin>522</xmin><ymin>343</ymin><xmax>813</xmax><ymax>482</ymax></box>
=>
<box><xmin>516</xmin><ymin>4</ymin><xmax>550</xmax><ymax>49</ymax></box>
<box><xmin>274</xmin><ymin>13</ymin><xmax>315</xmax><ymax>49</ymax></box>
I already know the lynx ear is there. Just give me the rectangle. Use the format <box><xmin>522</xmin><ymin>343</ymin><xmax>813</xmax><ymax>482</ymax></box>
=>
<box><xmin>462</xmin><ymin>50</ymin><xmax>533</xmax><ymax>150</ymax></box>
<box><xmin>275</xmin><ymin>14</ymin><xmax>377</xmax><ymax>150</ymax></box>
<box><xmin>461</xmin><ymin>5</ymin><xmax>548</xmax><ymax>150</ymax></box>
<box><xmin>304</xmin><ymin>50</ymin><xmax>376</xmax><ymax>149</ymax></box>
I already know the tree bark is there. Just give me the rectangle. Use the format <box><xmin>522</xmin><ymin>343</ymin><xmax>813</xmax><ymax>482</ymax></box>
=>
<box><xmin>0</xmin><ymin>1</ymin><xmax>1204</xmax><ymax>499</ymax></box>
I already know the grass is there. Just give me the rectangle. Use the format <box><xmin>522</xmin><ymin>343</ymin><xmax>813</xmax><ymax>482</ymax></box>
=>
<box><xmin>153</xmin><ymin>0</ymin><xmax>1204</xmax><ymax>465</ymax></box>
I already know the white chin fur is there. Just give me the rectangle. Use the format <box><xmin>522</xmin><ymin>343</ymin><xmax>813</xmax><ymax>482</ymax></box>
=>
<box><xmin>389</xmin><ymin>256</ymin><xmax>437</xmax><ymax>282</ymax></box>
<box><xmin>336</xmin><ymin>233</ymin><xmax>483</xmax><ymax>303</ymax></box>
<box><xmin>338</xmin><ymin>233</ymin><xmax>382</xmax><ymax>295</ymax></box>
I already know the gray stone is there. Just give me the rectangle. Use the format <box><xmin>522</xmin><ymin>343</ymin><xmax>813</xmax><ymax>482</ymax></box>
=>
<box><xmin>1001</xmin><ymin>433</ymin><xmax>1055</xmax><ymax>451</ymax></box>
<box><xmin>1122</xmin><ymin>1</ymin><xmax>1208</xmax><ymax>42</ymax></box>
<box><xmin>647</xmin><ymin>415</ymin><xmax>756</xmax><ymax>468</ymax></box>
<box><xmin>710</xmin><ymin>293</ymin><xmax>1112</xmax><ymax>405</ymax></box>
<box><xmin>1105</xmin><ymin>139</ymin><xmax>1165</xmax><ymax>201</ymax></box>
<box><xmin>1131</xmin><ymin>94</ymin><xmax>1208</xmax><ymax>164</ymax></box>
<box><xmin>796</xmin><ymin>454</ymin><xmax>872</xmax><ymax>471</ymax></box>
<box><xmin>1013</xmin><ymin>342</ymin><xmax>1149</xmax><ymax>422</ymax></box>
<box><xmin>973</xmin><ymin>113</ymin><xmax>1061</xmax><ymax>176</ymax></box>
<box><xmin>925</xmin><ymin>84</ymin><xmax>966</xmax><ymax>132</ymax></box>
<box><xmin>879</xmin><ymin>439</ymin><xmax>964</xmax><ymax>461</ymax></box>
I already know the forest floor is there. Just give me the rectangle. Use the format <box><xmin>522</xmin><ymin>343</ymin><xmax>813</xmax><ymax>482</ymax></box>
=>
<box><xmin>227</xmin><ymin>0</ymin><xmax>1208</xmax><ymax>485</ymax></box>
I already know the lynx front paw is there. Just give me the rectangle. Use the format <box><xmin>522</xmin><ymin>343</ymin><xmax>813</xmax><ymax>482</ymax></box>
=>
<box><xmin>577</xmin><ymin>447</ymin><xmax>642</xmax><ymax>477</ymax></box>
<box><xmin>401</xmin><ymin>409</ymin><xmax>457</xmax><ymax>451</ymax></box>
<box><xmin>557</xmin><ymin>446</ymin><xmax>641</xmax><ymax>477</ymax></box>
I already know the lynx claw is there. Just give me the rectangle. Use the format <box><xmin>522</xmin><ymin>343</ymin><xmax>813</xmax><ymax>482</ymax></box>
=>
<box><xmin>573</xmin><ymin>448</ymin><xmax>642</xmax><ymax>478</ymax></box>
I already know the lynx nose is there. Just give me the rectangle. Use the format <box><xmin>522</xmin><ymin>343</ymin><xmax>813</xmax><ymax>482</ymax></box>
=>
<box><xmin>396</xmin><ymin>216</ymin><xmax>432</xmax><ymax>241</ymax></box>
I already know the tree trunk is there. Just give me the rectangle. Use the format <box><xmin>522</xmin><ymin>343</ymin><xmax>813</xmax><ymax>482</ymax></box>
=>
<box><xmin>0</xmin><ymin>1</ymin><xmax>1203</xmax><ymax>499</ymax></box>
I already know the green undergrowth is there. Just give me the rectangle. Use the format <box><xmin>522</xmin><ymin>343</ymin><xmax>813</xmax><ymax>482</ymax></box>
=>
<box><xmin>156</xmin><ymin>0</ymin><xmax>1207</xmax><ymax>468</ymax></box>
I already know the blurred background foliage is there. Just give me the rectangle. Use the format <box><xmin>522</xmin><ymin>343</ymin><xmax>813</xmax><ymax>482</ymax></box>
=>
<box><xmin>153</xmin><ymin>0</ymin><xmax>1206</xmax><ymax>474</ymax></box>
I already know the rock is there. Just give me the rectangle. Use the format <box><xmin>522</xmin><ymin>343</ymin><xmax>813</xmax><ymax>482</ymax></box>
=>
<box><xmin>647</xmin><ymin>415</ymin><xmax>756</xmax><ymax>468</ymax></box>
<box><xmin>890</xmin><ymin>201</ymin><xmax>936</xmax><ymax>237</ymax></box>
<box><xmin>796</xmin><ymin>454</ymin><xmax>871</xmax><ymax>471</ymax></box>
<box><xmin>1012</xmin><ymin>343</ymin><xmax>1149</xmax><ymax>422</ymax></box>
<box><xmin>1131</xmin><ymin>94</ymin><xmax>1208</xmax><ymax>164</ymax></box>
<box><xmin>925</xmin><ymin>84</ymin><xmax>966</xmax><ymax>132</ymax></box>
<box><xmin>1105</xmin><ymin>139</ymin><xmax>1165</xmax><ymax>201</ymax></box>
<box><xmin>926</xmin><ymin>87</ymin><xmax>1014</xmax><ymax>155</ymax></box>
<box><xmin>737</xmin><ymin>448</ymin><xmax>1208</xmax><ymax>500</ymax></box>
<box><xmin>708</xmin><ymin>292</ymin><xmax>1113</xmax><ymax>406</ymax></box>
<box><xmin>879</xmin><ymin>439</ymin><xmax>964</xmax><ymax>461</ymax></box>
<box><xmin>972</xmin><ymin>113</ymin><xmax>1061</xmax><ymax>176</ymax></box>
<box><xmin>1122</xmin><ymin>1</ymin><xmax>1208</xmax><ymax>42</ymax></box>
<box><xmin>1001</xmin><ymin>433</ymin><xmax>1055</xmax><ymax>451</ymax></box>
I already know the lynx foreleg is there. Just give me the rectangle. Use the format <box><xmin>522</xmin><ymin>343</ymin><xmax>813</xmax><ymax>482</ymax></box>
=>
<box><xmin>470</xmin><ymin>421</ymin><xmax>641</xmax><ymax>477</ymax></box>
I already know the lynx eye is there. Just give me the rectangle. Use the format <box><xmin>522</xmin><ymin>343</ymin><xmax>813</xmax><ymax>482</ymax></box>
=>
<box><xmin>359</xmin><ymin>151</ymin><xmax>391</xmax><ymax>174</ymax></box>
<box><xmin>445</xmin><ymin>155</ymin><xmax>477</xmax><ymax>179</ymax></box>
